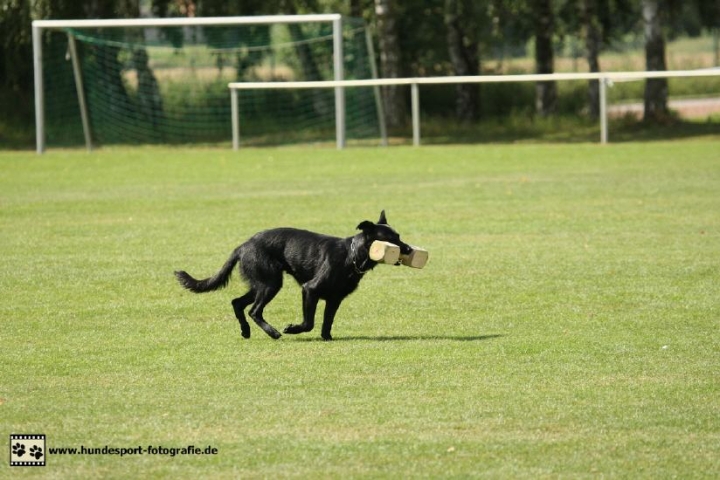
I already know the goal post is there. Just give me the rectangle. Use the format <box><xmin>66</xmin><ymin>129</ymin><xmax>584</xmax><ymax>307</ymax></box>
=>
<box><xmin>32</xmin><ymin>14</ymin><xmax>381</xmax><ymax>153</ymax></box>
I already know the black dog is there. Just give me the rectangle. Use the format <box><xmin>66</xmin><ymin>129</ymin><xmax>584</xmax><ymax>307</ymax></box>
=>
<box><xmin>175</xmin><ymin>211</ymin><xmax>412</xmax><ymax>340</ymax></box>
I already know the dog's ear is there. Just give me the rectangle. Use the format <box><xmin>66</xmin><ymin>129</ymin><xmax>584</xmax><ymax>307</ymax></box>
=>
<box><xmin>356</xmin><ymin>220</ymin><xmax>375</xmax><ymax>232</ymax></box>
<box><xmin>378</xmin><ymin>210</ymin><xmax>388</xmax><ymax>225</ymax></box>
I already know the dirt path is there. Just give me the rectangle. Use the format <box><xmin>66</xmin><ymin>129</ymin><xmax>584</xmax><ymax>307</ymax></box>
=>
<box><xmin>608</xmin><ymin>97</ymin><xmax>720</xmax><ymax>118</ymax></box>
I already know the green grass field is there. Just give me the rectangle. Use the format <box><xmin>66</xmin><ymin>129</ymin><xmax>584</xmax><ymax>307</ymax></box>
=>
<box><xmin>2</xmin><ymin>142</ymin><xmax>719</xmax><ymax>478</ymax></box>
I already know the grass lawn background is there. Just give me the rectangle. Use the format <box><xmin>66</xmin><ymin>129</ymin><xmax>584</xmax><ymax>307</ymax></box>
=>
<box><xmin>1</xmin><ymin>142</ymin><xmax>719</xmax><ymax>478</ymax></box>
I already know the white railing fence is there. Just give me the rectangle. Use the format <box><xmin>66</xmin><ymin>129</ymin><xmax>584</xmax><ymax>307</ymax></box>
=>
<box><xmin>229</xmin><ymin>69</ymin><xmax>720</xmax><ymax>149</ymax></box>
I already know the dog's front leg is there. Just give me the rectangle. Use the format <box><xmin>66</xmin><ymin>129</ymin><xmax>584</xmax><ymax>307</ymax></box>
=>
<box><xmin>321</xmin><ymin>299</ymin><xmax>341</xmax><ymax>341</ymax></box>
<box><xmin>283</xmin><ymin>287</ymin><xmax>318</xmax><ymax>335</ymax></box>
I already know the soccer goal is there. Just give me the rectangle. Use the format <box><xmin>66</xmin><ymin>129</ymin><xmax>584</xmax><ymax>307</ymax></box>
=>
<box><xmin>32</xmin><ymin>14</ymin><xmax>383</xmax><ymax>152</ymax></box>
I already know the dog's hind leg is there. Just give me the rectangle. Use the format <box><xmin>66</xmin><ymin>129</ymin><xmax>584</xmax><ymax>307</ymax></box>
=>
<box><xmin>231</xmin><ymin>290</ymin><xmax>255</xmax><ymax>339</ymax></box>
<box><xmin>283</xmin><ymin>287</ymin><xmax>319</xmax><ymax>335</ymax></box>
<box><xmin>248</xmin><ymin>286</ymin><xmax>282</xmax><ymax>340</ymax></box>
<box><xmin>239</xmin><ymin>251</ymin><xmax>283</xmax><ymax>339</ymax></box>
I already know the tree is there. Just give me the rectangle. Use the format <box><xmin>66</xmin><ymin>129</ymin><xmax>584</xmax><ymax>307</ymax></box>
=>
<box><xmin>642</xmin><ymin>0</ymin><xmax>669</xmax><ymax>121</ymax></box>
<box><xmin>281</xmin><ymin>0</ymin><xmax>332</xmax><ymax>116</ymax></box>
<box><xmin>533</xmin><ymin>0</ymin><xmax>557</xmax><ymax>116</ymax></box>
<box><xmin>444</xmin><ymin>0</ymin><xmax>480</xmax><ymax>122</ymax></box>
<box><xmin>349</xmin><ymin>0</ymin><xmax>366</xmax><ymax>18</ymax></box>
<box><xmin>560</xmin><ymin>0</ymin><xmax>638</xmax><ymax>118</ymax></box>
<box><xmin>579</xmin><ymin>0</ymin><xmax>602</xmax><ymax>118</ymax></box>
<box><xmin>83</xmin><ymin>1</ymin><xmax>141</xmax><ymax>120</ymax></box>
<box><xmin>374</xmin><ymin>0</ymin><xmax>406</xmax><ymax>128</ymax></box>
<box><xmin>693</xmin><ymin>0</ymin><xmax>720</xmax><ymax>64</ymax></box>
<box><xmin>132</xmin><ymin>48</ymin><xmax>164</xmax><ymax>130</ymax></box>
<box><xmin>0</xmin><ymin>0</ymin><xmax>33</xmax><ymax>102</ymax></box>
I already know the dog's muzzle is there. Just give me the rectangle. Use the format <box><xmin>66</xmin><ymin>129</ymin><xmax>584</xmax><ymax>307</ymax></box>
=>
<box><xmin>395</xmin><ymin>244</ymin><xmax>413</xmax><ymax>265</ymax></box>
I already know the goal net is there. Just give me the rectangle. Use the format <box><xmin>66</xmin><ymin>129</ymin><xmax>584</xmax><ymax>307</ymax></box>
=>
<box><xmin>34</xmin><ymin>15</ymin><xmax>382</xmax><ymax>150</ymax></box>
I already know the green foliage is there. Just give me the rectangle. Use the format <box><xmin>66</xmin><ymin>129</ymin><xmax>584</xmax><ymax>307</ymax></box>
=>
<box><xmin>0</xmin><ymin>0</ymin><xmax>33</xmax><ymax>91</ymax></box>
<box><xmin>2</xmin><ymin>1</ymin><xmax>720</xmax><ymax>147</ymax></box>
<box><xmin>2</xmin><ymin>143</ymin><xmax>720</xmax><ymax>477</ymax></box>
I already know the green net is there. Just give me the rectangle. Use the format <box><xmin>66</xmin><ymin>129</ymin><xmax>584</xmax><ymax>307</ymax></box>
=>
<box><xmin>41</xmin><ymin>18</ymin><xmax>382</xmax><ymax>148</ymax></box>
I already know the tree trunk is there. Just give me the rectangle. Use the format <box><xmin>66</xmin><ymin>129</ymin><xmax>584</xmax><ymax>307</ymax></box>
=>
<box><xmin>84</xmin><ymin>0</ymin><xmax>140</xmax><ymax>18</ymax></box>
<box><xmin>350</xmin><ymin>0</ymin><xmax>363</xmax><ymax>19</ymax></box>
<box><xmin>534</xmin><ymin>0</ymin><xmax>557</xmax><ymax>116</ymax></box>
<box><xmin>444</xmin><ymin>0</ymin><xmax>480</xmax><ymax>122</ymax></box>
<box><xmin>287</xmin><ymin>22</ymin><xmax>332</xmax><ymax>117</ymax></box>
<box><xmin>133</xmin><ymin>49</ymin><xmax>164</xmax><ymax>130</ymax></box>
<box><xmin>581</xmin><ymin>0</ymin><xmax>602</xmax><ymax>119</ymax></box>
<box><xmin>278</xmin><ymin>0</ymin><xmax>332</xmax><ymax>116</ymax></box>
<box><xmin>0</xmin><ymin>0</ymin><xmax>33</xmax><ymax>93</ymax></box>
<box><xmin>716</xmin><ymin>0</ymin><xmax>720</xmax><ymax>65</ymax></box>
<box><xmin>374</xmin><ymin>0</ymin><xmax>406</xmax><ymax>128</ymax></box>
<box><xmin>83</xmin><ymin>0</ymin><xmax>140</xmax><ymax>123</ymax></box>
<box><xmin>642</xmin><ymin>0</ymin><xmax>669</xmax><ymax>121</ymax></box>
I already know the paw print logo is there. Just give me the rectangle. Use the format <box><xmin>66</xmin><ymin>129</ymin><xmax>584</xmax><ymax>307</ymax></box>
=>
<box><xmin>10</xmin><ymin>434</ymin><xmax>46</xmax><ymax>467</ymax></box>
<box><xmin>29</xmin><ymin>445</ymin><xmax>44</xmax><ymax>460</ymax></box>
<box><xmin>12</xmin><ymin>443</ymin><xmax>26</xmax><ymax>458</ymax></box>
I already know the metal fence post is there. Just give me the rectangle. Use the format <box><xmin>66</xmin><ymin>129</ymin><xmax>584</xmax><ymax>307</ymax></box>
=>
<box><xmin>411</xmin><ymin>82</ymin><xmax>420</xmax><ymax>147</ymax></box>
<box><xmin>231</xmin><ymin>88</ymin><xmax>240</xmax><ymax>150</ymax></box>
<box><xmin>33</xmin><ymin>24</ymin><xmax>45</xmax><ymax>154</ymax></box>
<box><xmin>599</xmin><ymin>77</ymin><xmax>608</xmax><ymax>144</ymax></box>
<box><xmin>332</xmin><ymin>16</ymin><xmax>345</xmax><ymax>150</ymax></box>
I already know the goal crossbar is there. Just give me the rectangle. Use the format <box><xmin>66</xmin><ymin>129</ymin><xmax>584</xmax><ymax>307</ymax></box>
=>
<box><xmin>229</xmin><ymin>68</ymin><xmax>720</xmax><ymax>148</ymax></box>
<box><xmin>32</xmin><ymin>14</ymin><xmax>340</xmax><ymax>30</ymax></box>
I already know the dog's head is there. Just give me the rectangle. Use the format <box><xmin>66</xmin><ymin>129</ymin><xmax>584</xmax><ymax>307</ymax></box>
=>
<box><xmin>356</xmin><ymin>210</ymin><xmax>413</xmax><ymax>262</ymax></box>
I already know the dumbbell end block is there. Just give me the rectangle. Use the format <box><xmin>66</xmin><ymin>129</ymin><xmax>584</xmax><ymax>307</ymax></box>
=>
<box><xmin>400</xmin><ymin>248</ymin><xmax>428</xmax><ymax>268</ymax></box>
<box><xmin>369</xmin><ymin>241</ymin><xmax>401</xmax><ymax>264</ymax></box>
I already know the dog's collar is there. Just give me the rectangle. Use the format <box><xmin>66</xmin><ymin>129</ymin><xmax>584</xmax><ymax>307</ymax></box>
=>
<box><xmin>350</xmin><ymin>237</ymin><xmax>372</xmax><ymax>275</ymax></box>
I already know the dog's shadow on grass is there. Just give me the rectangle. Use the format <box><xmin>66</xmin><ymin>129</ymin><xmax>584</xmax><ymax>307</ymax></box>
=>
<box><xmin>296</xmin><ymin>334</ymin><xmax>504</xmax><ymax>343</ymax></box>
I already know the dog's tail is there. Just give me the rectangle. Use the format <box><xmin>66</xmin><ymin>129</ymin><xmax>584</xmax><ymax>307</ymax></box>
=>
<box><xmin>175</xmin><ymin>249</ymin><xmax>240</xmax><ymax>294</ymax></box>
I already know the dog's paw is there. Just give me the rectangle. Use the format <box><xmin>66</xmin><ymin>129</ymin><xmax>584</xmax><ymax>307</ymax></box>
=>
<box><xmin>283</xmin><ymin>324</ymin><xmax>307</xmax><ymax>334</ymax></box>
<box><xmin>321</xmin><ymin>334</ymin><xmax>333</xmax><ymax>341</ymax></box>
<box><xmin>239</xmin><ymin>322</ymin><xmax>251</xmax><ymax>339</ymax></box>
<box><xmin>265</xmin><ymin>328</ymin><xmax>282</xmax><ymax>340</ymax></box>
